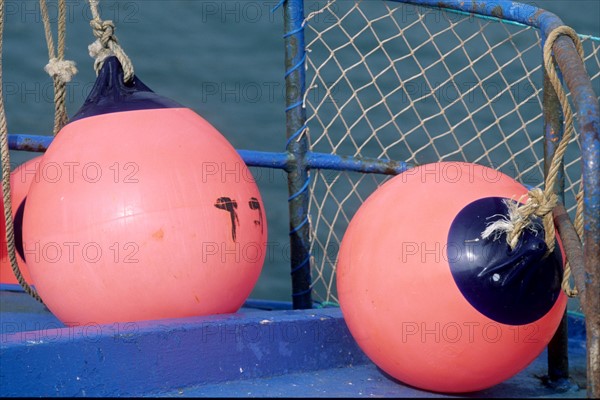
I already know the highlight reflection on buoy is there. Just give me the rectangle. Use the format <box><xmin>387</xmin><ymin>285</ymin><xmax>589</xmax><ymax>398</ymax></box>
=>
<box><xmin>337</xmin><ymin>162</ymin><xmax>566</xmax><ymax>393</ymax></box>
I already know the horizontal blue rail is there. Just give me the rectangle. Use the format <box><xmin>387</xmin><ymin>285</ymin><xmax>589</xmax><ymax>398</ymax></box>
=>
<box><xmin>8</xmin><ymin>134</ymin><xmax>410</xmax><ymax>176</ymax></box>
<box><xmin>8</xmin><ymin>134</ymin><xmax>54</xmax><ymax>152</ymax></box>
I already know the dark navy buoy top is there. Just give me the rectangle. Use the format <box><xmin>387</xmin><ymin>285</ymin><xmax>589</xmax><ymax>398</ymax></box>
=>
<box><xmin>448</xmin><ymin>197</ymin><xmax>563</xmax><ymax>325</ymax></box>
<box><xmin>70</xmin><ymin>56</ymin><xmax>182</xmax><ymax>122</ymax></box>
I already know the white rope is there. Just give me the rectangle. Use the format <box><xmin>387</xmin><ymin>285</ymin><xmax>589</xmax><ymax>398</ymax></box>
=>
<box><xmin>40</xmin><ymin>0</ymin><xmax>77</xmax><ymax>135</ymax></box>
<box><xmin>44</xmin><ymin>58</ymin><xmax>77</xmax><ymax>83</ymax></box>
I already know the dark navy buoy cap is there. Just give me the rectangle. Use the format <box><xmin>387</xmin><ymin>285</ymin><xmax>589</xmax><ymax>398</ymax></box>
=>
<box><xmin>70</xmin><ymin>56</ymin><xmax>182</xmax><ymax>122</ymax></box>
<box><xmin>448</xmin><ymin>197</ymin><xmax>563</xmax><ymax>325</ymax></box>
<box><xmin>13</xmin><ymin>199</ymin><xmax>26</xmax><ymax>262</ymax></box>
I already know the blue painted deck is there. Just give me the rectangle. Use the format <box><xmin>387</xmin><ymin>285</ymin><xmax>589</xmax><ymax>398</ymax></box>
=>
<box><xmin>0</xmin><ymin>289</ymin><xmax>588</xmax><ymax>398</ymax></box>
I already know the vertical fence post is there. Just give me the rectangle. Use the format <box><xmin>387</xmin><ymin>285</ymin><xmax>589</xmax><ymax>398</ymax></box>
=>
<box><xmin>282</xmin><ymin>0</ymin><xmax>312</xmax><ymax>309</ymax></box>
<box><xmin>542</xmin><ymin>63</ymin><xmax>571</xmax><ymax>388</ymax></box>
<box><xmin>542</xmin><ymin>37</ymin><xmax>570</xmax><ymax>388</ymax></box>
<box><xmin>580</xmin><ymin>63</ymin><xmax>600</xmax><ymax>400</ymax></box>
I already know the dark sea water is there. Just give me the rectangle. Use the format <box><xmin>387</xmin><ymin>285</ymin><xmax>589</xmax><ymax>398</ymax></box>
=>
<box><xmin>3</xmin><ymin>0</ymin><xmax>599</xmax><ymax>302</ymax></box>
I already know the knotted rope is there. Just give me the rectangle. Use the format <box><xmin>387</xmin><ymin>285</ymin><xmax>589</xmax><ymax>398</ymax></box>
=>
<box><xmin>0</xmin><ymin>0</ymin><xmax>43</xmax><ymax>302</ymax></box>
<box><xmin>40</xmin><ymin>0</ymin><xmax>77</xmax><ymax>136</ymax></box>
<box><xmin>87</xmin><ymin>0</ymin><xmax>134</xmax><ymax>82</ymax></box>
<box><xmin>482</xmin><ymin>25</ymin><xmax>585</xmax><ymax>297</ymax></box>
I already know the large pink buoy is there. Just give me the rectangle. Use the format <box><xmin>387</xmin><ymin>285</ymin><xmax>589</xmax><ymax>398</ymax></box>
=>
<box><xmin>337</xmin><ymin>162</ymin><xmax>566</xmax><ymax>393</ymax></box>
<box><xmin>22</xmin><ymin>57</ymin><xmax>267</xmax><ymax>325</ymax></box>
<box><xmin>0</xmin><ymin>156</ymin><xmax>42</xmax><ymax>285</ymax></box>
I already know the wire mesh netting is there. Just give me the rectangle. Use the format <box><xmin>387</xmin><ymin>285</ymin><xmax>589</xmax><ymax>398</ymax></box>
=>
<box><xmin>302</xmin><ymin>0</ymin><xmax>600</xmax><ymax>305</ymax></box>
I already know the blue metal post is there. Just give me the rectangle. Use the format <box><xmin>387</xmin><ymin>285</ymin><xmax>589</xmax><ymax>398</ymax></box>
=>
<box><xmin>281</xmin><ymin>0</ymin><xmax>313</xmax><ymax>309</ymax></box>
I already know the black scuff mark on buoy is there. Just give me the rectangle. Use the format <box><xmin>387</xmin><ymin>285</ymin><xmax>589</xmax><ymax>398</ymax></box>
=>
<box><xmin>215</xmin><ymin>197</ymin><xmax>239</xmax><ymax>242</ymax></box>
<box><xmin>248</xmin><ymin>197</ymin><xmax>263</xmax><ymax>234</ymax></box>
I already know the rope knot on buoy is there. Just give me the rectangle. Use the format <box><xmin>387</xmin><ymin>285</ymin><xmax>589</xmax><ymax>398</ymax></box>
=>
<box><xmin>90</xmin><ymin>18</ymin><xmax>115</xmax><ymax>46</ymax></box>
<box><xmin>44</xmin><ymin>58</ymin><xmax>78</xmax><ymax>83</ymax></box>
<box><xmin>498</xmin><ymin>188</ymin><xmax>557</xmax><ymax>254</ymax></box>
<box><xmin>87</xmin><ymin>0</ymin><xmax>134</xmax><ymax>82</ymax></box>
<box><xmin>481</xmin><ymin>189</ymin><xmax>556</xmax><ymax>251</ymax></box>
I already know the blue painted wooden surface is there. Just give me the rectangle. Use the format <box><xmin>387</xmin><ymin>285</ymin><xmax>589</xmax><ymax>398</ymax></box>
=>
<box><xmin>1</xmin><ymin>290</ymin><xmax>368</xmax><ymax>397</ymax></box>
<box><xmin>0</xmin><ymin>289</ymin><xmax>588</xmax><ymax>397</ymax></box>
<box><xmin>150</xmin><ymin>355</ymin><xmax>586</xmax><ymax>398</ymax></box>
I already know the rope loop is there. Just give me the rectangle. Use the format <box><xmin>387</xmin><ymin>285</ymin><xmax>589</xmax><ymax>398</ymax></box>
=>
<box><xmin>482</xmin><ymin>25</ymin><xmax>585</xmax><ymax>297</ymax></box>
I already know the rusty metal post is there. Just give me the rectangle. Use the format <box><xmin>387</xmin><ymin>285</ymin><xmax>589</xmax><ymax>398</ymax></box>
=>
<box><xmin>551</xmin><ymin>32</ymin><xmax>600</xmax><ymax>399</ymax></box>
<box><xmin>542</xmin><ymin>59</ymin><xmax>572</xmax><ymax>389</ymax></box>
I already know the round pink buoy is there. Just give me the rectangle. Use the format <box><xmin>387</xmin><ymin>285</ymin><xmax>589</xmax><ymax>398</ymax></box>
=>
<box><xmin>337</xmin><ymin>162</ymin><xmax>566</xmax><ymax>393</ymax></box>
<box><xmin>23</xmin><ymin>57</ymin><xmax>267</xmax><ymax>325</ymax></box>
<box><xmin>0</xmin><ymin>156</ymin><xmax>43</xmax><ymax>285</ymax></box>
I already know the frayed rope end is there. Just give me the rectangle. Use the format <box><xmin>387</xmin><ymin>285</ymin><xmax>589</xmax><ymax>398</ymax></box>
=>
<box><xmin>481</xmin><ymin>198</ymin><xmax>522</xmax><ymax>242</ymax></box>
<box><xmin>44</xmin><ymin>58</ymin><xmax>78</xmax><ymax>83</ymax></box>
<box><xmin>480</xmin><ymin>194</ymin><xmax>542</xmax><ymax>248</ymax></box>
